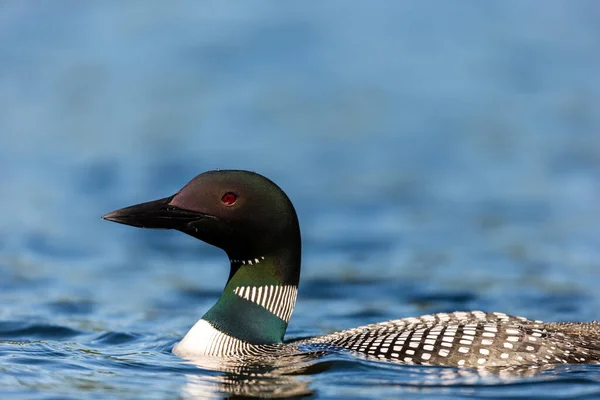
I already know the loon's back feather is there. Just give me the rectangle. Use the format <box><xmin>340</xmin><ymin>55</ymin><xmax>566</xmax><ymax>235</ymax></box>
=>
<box><xmin>302</xmin><ymin>311</ymin><xmax>600</xmax><ymax>368</ymax></box>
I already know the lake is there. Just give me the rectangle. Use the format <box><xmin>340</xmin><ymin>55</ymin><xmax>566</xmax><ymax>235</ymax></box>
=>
<box><xmin>1</xmin><ymin>1</ymin><xmax>600</xmax><ymax>398</ymax></box>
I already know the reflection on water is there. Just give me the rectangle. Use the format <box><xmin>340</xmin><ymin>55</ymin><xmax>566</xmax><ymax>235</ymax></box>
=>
<box><xmin>176</xmin><ymin>347</ymin><xmax>597</xmax><ymax>399</ymax></box>
<box><xmin>180</xmin><ymin>353</ymin><xmax>321</xmax><ymax>398</ymax></box>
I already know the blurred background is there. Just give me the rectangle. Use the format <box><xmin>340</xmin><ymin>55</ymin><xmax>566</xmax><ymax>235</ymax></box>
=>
<box><xmin>1</xmin><ymin>1</ymin><xmax>600</xmax><ymax>398</ymax></box>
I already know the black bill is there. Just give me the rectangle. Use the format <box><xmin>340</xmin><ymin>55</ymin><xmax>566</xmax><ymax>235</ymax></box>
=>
<box><xmin>102</xmin><ymin>195</ymin><xmax>211</xmax><ymax>229</ymax></box>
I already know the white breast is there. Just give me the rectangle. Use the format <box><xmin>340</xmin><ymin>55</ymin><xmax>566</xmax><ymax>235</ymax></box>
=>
<box><xmin>173</xmin><ymin>319</ymin><xmax>249</xmax><ymax>358</ymax></box>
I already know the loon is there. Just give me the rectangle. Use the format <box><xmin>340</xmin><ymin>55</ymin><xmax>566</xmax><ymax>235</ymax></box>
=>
<box><xmin>103</xmin><ymin>169</ymin><xmax>600</xmax><ymax>368</ymax></box>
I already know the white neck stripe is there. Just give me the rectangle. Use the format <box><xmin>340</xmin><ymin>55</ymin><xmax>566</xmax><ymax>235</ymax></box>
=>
<box><xmin>233</xmin><ymin>284</ymin><xmax>298</xmax><ymax>322</ymax></box>
<box><xmin>229</xmin><ymin>256</ymin><xmax>265</xmax><ymax>265</ymax></box>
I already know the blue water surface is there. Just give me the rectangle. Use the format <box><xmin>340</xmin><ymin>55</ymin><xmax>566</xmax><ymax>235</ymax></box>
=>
<box><xmin>1</xmin><ymin>1</ymin><xmax>600</xmax><ymax>399</ymax></box>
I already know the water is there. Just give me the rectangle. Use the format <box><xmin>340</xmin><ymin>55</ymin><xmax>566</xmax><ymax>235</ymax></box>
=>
<box><xmin>1</xmin><ymin>1</ymin><xmax>600</xmax><ymax>398</ymax></box>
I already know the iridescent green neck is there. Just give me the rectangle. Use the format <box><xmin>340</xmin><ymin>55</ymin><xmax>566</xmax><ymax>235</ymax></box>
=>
<box><xmin>201</xmin><ymin>250</ymin><xmax>300</xmax><ymax>345</ymax></box>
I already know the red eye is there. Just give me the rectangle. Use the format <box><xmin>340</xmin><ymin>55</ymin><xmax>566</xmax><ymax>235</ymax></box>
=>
<box><xmin>221</xmin><ymin>192</ymin><xmax>237</xmax><ymax>206</ymax></box>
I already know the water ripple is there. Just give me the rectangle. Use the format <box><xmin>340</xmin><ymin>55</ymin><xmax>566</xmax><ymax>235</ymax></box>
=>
<box><xmin>0</xmin><ymin>322</ymin><xmax>82</xmax><ymax>341</ymax></box>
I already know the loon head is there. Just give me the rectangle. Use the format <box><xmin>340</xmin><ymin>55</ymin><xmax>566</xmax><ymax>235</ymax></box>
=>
<box><xmin>103</xmin><ymin>169</ymin><xmax>301</xmax><ymax>283</ymax></box>
<box><xmin>104</xmin><ymin>170</ymin><xmax>301</xmax><ymax>349</ymax></box>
